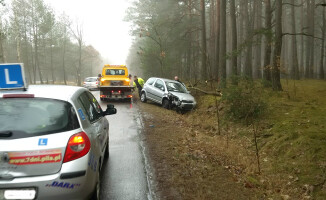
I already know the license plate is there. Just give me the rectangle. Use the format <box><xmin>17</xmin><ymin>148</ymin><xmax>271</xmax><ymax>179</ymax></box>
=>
<box><xmin>2</xmin><ymin>189</ymin><xmax>36</xmax><ymax>200</ymax></box>
<box><xmin>112</xmin><ymin>92</ymin><xmax>121</xmax><ymax>95</ymax></box>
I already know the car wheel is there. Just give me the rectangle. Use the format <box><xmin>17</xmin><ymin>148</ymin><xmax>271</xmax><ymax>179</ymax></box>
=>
<box><xmin>91</xmin><ymin>167</ymin><xmax>101</xmax><ymax>200</ymax></box>
<box><xmin>100</xmin><ymin>98</ymin><xmax>104</xmax><ymax>101</ymax></box>
<box><xmin>104</xmin><ymin>139</ymin><xmax>109</xmax><ymax>158</ymax></box>
<box><xmin>162</xmin><ymin>99</ymin><xmax>170</xmax><ymax>109</ymax></box>
<box><xmin>140</xmin><ymin>92</ymin><xmax>147</xmax><ymax>103</ymax></box>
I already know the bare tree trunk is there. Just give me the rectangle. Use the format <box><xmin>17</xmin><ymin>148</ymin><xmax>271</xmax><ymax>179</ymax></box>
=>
<box><xmin>254</xmin><ymin>0</ymin><xmax>262</xmax><ymax>79</ymax></box>
<box><xmin>209</xmin><ymin>0</ymin><xmax>215</xmax><ymax>81</ymax></box>
<box><xmin>305</xmin><ymin>0</ymin><xmax>311</xmax><ymax>78</ymax></box>
<box><xmin>263</xmin><ymin>0</ymin><xmax>272</xmax><ymax>83</ymax></box>
<box><xmin>50</xmin><ymin>30</ymin><xmax>55</xmax><ymax>84</ymax></box>
<box><xmin>13</xmin><ymin>13</ymin><xmax>22</xmax><ymax>62</ymax></box>
<box><xmin>230</xmin><ymin>0</ymin><xmax>237</xmax><ymax>80</ymax></box>
<box><xmin>215</xmin><ymin>0</ymin><xmax>220</xmax><ymax>80</ymax></box>
<box><xmin>272</xmin><ymin>0</ymin><xmax>283</xmax><ymax>91</ymax></box>
<box><xmin>219</xmin><ymin>0</ymin><xmax>226</xmax><ymax>85</ymax></box>
<box><xmin>22</xmin><ymin>13</ymin><xmax>32</xmax><ymax>83</ymax></box>
<box><xmin>200</xmin><ymin>0</ymin><xmax>207</xmax><ymax>80</ymax></box>
<box><xmin>291</xmin><ymin>0</ymin><xmax>300</xmax><ymax>80</ymax></box>
<box><xmin>307</xmin><ymin>0</ymin><xmax>315</xmax><ymax>78</ymax></box>
<box><xmin>62</xmin><ymin>30</ymin><xmax>67</xmax><ymax>85</ymax></box>
<box><xmin>308</xmin><ymin>0</ymin><xmax>315</xmax><ymax>78</ymax></box>
<box><xmin>320</xmin><ymin>1</ymin><xmax>325</xmax><ymax>80</ymax></box>
<box><xmin>0</xmin><ymin>20</ymin><xmax>6</xmax><ymax>63</ymax></box>
<box><xmin>244</xmin><ymin>0</ymin><xmax>254</xmax><ymax>78</ymax></box>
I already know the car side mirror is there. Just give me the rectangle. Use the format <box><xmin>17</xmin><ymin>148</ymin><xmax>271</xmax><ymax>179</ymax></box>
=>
<box><xmin>104</xmin><ymin>104</ymin><xmax>117</xmax><ymax>116</ymax></box>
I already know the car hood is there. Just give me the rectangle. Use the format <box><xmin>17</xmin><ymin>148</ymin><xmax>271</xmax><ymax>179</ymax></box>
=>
<box><xmin>169</xmin><ymin>92</ymin><xmax>195</xmax><ymax>102</ymax></box>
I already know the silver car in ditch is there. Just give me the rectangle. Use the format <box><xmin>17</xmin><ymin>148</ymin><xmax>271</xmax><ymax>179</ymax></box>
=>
<box><xmin>0</xmin><ymin>85</ymin><xmax>116</xmax><ymax>200</ymax></box>
<box><xmin>140</xmin><ymin>77</ymin><xmax>196</xmax><ymax>111</ymax></box>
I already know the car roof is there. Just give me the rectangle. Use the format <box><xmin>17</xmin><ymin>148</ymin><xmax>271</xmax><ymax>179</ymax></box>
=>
<box><xmin>150</xmin><ymin>77</ymin><xmax>179</xmax><ymax>83</ymax></box>
<box><xmin>85</xmin><ymin>77</ymin><xmax>98</xmax><ymax>79</ymax></box>
<box><xmin>0</xmin><ymin>85</ymin><xmax>86</xmax><ymax>102</ymax></box>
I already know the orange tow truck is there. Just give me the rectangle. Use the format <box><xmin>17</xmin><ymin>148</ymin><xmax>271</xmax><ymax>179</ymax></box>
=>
<box><xmin>99</xmin><ymin>65</ymin><xmax>133</xmax><ymax>101</ymax></box>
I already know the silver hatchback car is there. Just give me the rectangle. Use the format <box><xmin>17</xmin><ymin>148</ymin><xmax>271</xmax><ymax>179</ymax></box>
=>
<box><xmin>140</xmin><ymin>77</ymin><xmax>196</xmax><ymax>111</ymax></box>
<box><xmin>83</xmin><ymin>77</ymin><xmax>99</xmax><ymax>91</ymax></box>
<box><xmin>0</xmin><ymin>85</ymin><xmax>116</xmax><ymax>200</ymax></box>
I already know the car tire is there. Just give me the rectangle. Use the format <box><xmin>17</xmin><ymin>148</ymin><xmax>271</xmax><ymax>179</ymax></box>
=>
<box><xmin>104</xmin><ymin>139</ymin><xmax>109</xmax><ymax>158</ymax></box>
<box><xmin>100</xmin><ymin>98</ymin><xmax>104</xmax><ymax>101</ymax></box>
<box><xmin>140</xmin><ymin>92</ymin><xmax>147</xmax><ymax>103</ymax></box>
<box><xmin>91</xmin><ymin>166</ymin><xmax>101</xmax><ymax>200</ymax></box>
<box><xmin>162</xmin><ymin>99</ymin><xmax>170</xmax><ymax>109</ymax></box>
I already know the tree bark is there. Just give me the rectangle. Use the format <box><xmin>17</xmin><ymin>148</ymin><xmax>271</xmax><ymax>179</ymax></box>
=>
<box><xmin>0</xmin><ymin>20</ymin><xmax>6</xmax><ymax>63</ymax></box>
<box><xmin>243</xmin><ymin>0</ymin><xmax>253</xmax><ymax>78</ymax></box>
<box><xmin>254</xmin><ymin>0</ymin><xmax>262</xmax><ymax>79</ymax></box>
<box><xmin>200</xmin><ymin>0</ymin><xmax>207</xmax><ymax>79</ymax></box>
<box><xmin>215</xmin><ymin>0</ymin><xmax>220</xmax><ymax>80</ymax></box>
<box><xmin>219</xmin><ymin>0</ymin><xmax>226</xmax><ymax>85</ymax></box>
<box><xmin>308</xmin><ymin>0</ymin><xmax>315</xmax><ymax>78</ymax></box>
<box><xmin>272</xmin><ymin>0</ymin><xmax>283</xmax><ymax>91</ymax></box>
<box><xmin>305</xmin><ymin>0</ymin><xmax>311</xmax><ymax>78</ymax></box>
<box><xmin>230</xmin><ymin>0</ymin><xmax>238</xmax><ymax>80</ymax></box>
<box><xmin>290</xmin><ymin>0</ymin><xmax>300</xmax><ymax>80</ymax></box>
<box><xmin>263</xmin><ymin>0</ymin><xmax>272</xmax><ymax>83</ymax></box>
<box><xmin>320</xmin><ymin>1</ymin><xmax>325</xmax><ymax>80</ymax></box>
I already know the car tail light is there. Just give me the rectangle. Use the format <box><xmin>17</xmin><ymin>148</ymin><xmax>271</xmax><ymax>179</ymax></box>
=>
<box><xmin>63</xmin><ymin>132</ymin><xmax>90</xmax><ymax>163</ymax></box>
<box><xmin>118</xmin><ymin>90</ymin><xmax>121</xmax><ymax>93</ymax></box>
<box><xmin>127</xmin><ymin>95</ymin><xmax>133</xmax><ymax>98</ymax></box>
<box><xmin>96</xmin><ymin>81</ymin><xmax>98</xmax><ymax>84</ymax></box>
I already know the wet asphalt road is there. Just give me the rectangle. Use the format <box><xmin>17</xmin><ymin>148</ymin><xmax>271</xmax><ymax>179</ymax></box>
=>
<box><xmin>91</xmin><ymin>91</ymin><xmax>150</xmax><ymax>200</ymax></box>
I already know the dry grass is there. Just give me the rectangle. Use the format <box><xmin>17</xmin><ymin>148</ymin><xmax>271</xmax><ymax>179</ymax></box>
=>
<box><xmin>137</xmin><ymin>79</ymin><xmax>326</xmax><ymax>199</ymax></box>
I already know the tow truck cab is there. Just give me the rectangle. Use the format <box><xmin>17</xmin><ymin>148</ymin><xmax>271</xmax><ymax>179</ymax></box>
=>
<box><xmin>99</xmin><ymin>65</ymin><xmax>134</xmax><ymax>101</ymax></box>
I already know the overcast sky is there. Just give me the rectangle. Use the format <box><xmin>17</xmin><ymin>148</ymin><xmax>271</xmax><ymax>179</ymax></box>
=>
<box><xmin>44</xmin><ymin>0</ymin><xmax>132</xmax><ymax>64</ymax></box>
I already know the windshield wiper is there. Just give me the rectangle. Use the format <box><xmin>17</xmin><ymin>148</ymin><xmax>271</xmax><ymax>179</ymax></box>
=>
<box><xmin>0</xmin><ymin>131</ymin><xmax>13</xmax><ymax>137</ymax></box>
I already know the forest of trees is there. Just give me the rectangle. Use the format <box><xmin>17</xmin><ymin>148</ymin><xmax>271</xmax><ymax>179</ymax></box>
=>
<box><xmin>126</xmin><ymin>0</ymin><xmax>326</xmax><ymax>90</ymax></box>
<box><xmin>0</xmin><ymin>0</ymin><xmax>102</xmax><ymax>86</ymax></box>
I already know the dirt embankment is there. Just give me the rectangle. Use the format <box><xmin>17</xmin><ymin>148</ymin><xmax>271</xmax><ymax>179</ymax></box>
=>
<box><xmin>136</xmin><ymin>98</ymin><xmax>261</xmax><ymax>200</ymax></box>
<box><xmin>136</xmin><ymin>80</ymin><xmax>326</xmax><ymax>200</ymax></box>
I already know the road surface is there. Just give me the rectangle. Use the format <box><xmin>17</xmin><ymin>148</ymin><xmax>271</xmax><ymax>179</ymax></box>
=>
<box><xmin>91</xmin><ymin>91</ymin><xmax>150</xmax><ymax>200</ymax></box>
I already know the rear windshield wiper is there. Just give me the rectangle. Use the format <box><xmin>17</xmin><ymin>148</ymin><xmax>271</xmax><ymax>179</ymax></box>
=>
<box><xmin>0</xmin><ymin>131</ymin><xmax>13</xmax><ymax>137</ymax></box>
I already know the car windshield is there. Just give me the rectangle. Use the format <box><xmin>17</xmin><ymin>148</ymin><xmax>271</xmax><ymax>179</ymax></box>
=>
<box><xmin>165</xmin><ymin>82</ymin><xmax>187</xmax><ymax>93</ymax></box>
<box><xmin>85</xmin><ymin>77</ymin><xmax>97</xmax><ymax>82</ymax></box>
<box><xmin>106</xmin><ymin>69</ymin><xmax>125</xmax><ymax>75</ymax></box>
<box><xmin>0</xmin><ymin>98</ymin><xmax>79</xmax><ymax>137</ymax></box>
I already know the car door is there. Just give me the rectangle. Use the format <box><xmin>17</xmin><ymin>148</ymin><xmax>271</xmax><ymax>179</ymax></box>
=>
<box><xmin>152</xmin><ymin>79</ymin><xmax>166</xmax><ymax>104</ymax></box>
<box><xmin>144</xmin><ymin>78</ymin><xmax>156</xmax><ymax>101</ymax></box>
<box><xmin>77</xmin><ymin>92</ymin><xmax>108</xmax><ymax>158</ymax></box>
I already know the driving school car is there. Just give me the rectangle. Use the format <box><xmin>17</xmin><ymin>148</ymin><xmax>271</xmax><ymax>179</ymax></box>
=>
<box><xmin>0</xmin><ymin>64</ymin><xmax>116</xmax><ymax>200</ymax></box>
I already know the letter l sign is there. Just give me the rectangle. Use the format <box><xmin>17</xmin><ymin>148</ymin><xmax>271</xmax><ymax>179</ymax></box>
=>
<box><xmin>5</xmin><ymin>69</ymin><xmax>18</xmax><ymax>84</ymax></box>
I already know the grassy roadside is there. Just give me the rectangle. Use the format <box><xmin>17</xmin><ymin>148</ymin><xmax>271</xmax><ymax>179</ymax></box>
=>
<box><xmin>137</xmin><ymin>79</ymin><xmax>326</xmax><ymax>199</ymax></box>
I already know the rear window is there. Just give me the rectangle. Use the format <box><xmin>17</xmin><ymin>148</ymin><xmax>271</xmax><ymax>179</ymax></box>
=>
<box><xmin>0</xmin><ymin>98</ymin><xmax>80</xmax><ymax>139</ymax></box>
<box><xmin>105</xmin><ymin>69</ymin><xmax>125</xmax><ymax>75</ymax></box>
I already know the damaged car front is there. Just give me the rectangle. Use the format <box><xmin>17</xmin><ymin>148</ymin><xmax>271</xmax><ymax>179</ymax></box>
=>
<box><xmin>166</xmin><ymin>81</ymin><xmax>197</xmax><ymax>111</ymax></box>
